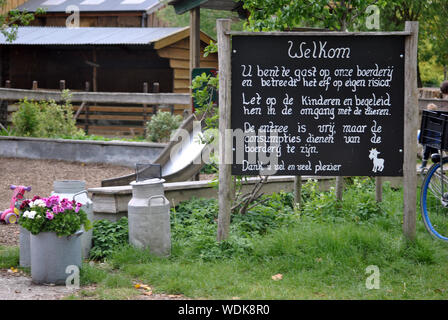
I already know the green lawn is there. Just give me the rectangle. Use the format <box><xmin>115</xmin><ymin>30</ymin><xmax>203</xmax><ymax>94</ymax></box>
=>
<box><xmin>2</xmin><ymin>178</ymin><xmax>448</xmax><ymax>300</ymax></box>
<box><xmin>73</xmin><ymin>221</ymin><xmax>448</xmax><ymax>300</ymax></box>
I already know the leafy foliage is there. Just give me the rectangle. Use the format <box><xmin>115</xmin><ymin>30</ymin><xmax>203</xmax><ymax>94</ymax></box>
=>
<box><xmin>242</xmin><ymin>0</ymin><xmax>386</xmax><ymax>31</ymax></box>
<box><xmin>0</xmin><ymin>4</ymin><xmax>45</xmax><ymax>43</ymax></box>
<box><xmin>171</xmin><ymin>194</ymin><xmax>299</xmax><ymax>261</ymax></box>
<box><xmin>145</xmin><ymin>111</ymin><xmax>182</xmax><ymax>143</ymax></box>
<box><xmin>90</xmin><ymin>217</ymin><xmax>129</xmax><ymax>260</ymax></box>
<box><xmin>11</xmin><ymin>98</ymin><xmax>40</xmax><ymax>137</ymax></box>
<box><xmin>301</xmin><ymin>177</ymin><xmax>387</xmax><ymax>223</ymax></box>
<box><xmin>11</xmin><ymin>91</ymin><xmax>85</xmax><ymax>139</ymax></box>
<box><xmin>191</xmin><ymin>71</ymin><xmax>219</xmax><ymax>132</ymax></box>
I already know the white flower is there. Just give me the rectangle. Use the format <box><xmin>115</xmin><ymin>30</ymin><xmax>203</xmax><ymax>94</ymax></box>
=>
<box><xmin>34</xmin><ymin>199</ymin><xmax>46</xmax><ymax>207</ymax></box>
<box><xmin>29</xmin><ymin>202</ymin><xmax>35</xmax><ymax>208</ymax></box>
<box><xmin>27</xmin><ymin>211</ymin><xmax>37</xmax><ymax>219</ymax></box>
<box><xmin>23</xmin><ymin>210</ymin><xmax>30</xmax><ymax>218</ymax></box>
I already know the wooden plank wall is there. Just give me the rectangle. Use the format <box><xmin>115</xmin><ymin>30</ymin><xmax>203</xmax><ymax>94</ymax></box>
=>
<box><xmin>0</xmin><ymin>0</ymin><xmax>28</xmax><ymax>14</ymax></box>
<box><xmin>156</xmin><ymin>38</ymin><xmax>218</xmax><ymax>111</ymax></box>
<box><xmin>30</xmin><ymin>12</ymin><xmax>169</xmax><ymax>28</ymax></box>
<box><xmin>158</xmin><ymin>38</ymin><xmax>218</xmax><ymax>94</ymax></box>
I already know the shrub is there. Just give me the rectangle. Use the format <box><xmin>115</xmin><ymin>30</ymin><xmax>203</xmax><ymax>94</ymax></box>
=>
<box><xmin>90</xmin><ymin>217</ymin><xmax>129</xmax><ymax>260</ymax></box>
<box><xmin>301</xmin><ymin>177</ymin><xmax>386</xmax><ymax>223</ymax></box>
<box><xmin>11</xmin><ymin>98</ymin><xmax>40</xmax><ymax>137</ymax></box>
<box><xmin>146</xmin><ymin>111</ymin><xmax>182</xmax><ymax>143</ymax></box>
<box><xmin>11</xmin><ymin>91</ymin><xmax>85</xmax><ymax>139</ymax></box>
<box><xmin>170</xmin><ymin>195</ymin><xmax>298</xmax><ymax>260</ymax></box>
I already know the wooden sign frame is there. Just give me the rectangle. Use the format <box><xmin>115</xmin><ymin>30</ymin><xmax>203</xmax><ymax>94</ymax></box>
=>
<box><xmin>216</xmin><ymin>19</ymin><xmax>419</xmax><ymax>241</ymax></box>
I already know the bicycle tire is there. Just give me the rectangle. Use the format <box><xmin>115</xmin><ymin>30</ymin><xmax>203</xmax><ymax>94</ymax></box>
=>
<box><xmin>420</xmin><ymin>158</ymin><xmax>448</xmax><ymax>241</ymax></box>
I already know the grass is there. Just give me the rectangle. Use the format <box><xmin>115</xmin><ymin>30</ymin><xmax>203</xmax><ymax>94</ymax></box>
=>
<box><xmin>3</xmin><ymin>178</ymin><xmax>448</xmax><ymax>300</ymax></box>
<box><xmin>0</xmin><ymin>246</ymin><xmax>19</xmax><ymax>269</ymax></box>
<box><xmin>77</xmin><ymin>221</ymin><xmax>448</xmax><ymax>300</ymax></box>
<box><xmin>74</xmin><ymin>180</ymin><xmax>448</xmax><ymax>300</ymax></box>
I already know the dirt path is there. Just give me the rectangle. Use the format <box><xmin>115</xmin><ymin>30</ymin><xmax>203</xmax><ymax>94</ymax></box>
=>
<box><xmin>0</xmin><ymin>269</ymin><xmax>78</xmax><ymax>300</ymax></box>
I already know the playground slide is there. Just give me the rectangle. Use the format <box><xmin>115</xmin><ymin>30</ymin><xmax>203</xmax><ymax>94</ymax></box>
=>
<box><xmin>101</xmin><ymin>114</ymin><xmax>208</xmax><ymax>187</ymax></box>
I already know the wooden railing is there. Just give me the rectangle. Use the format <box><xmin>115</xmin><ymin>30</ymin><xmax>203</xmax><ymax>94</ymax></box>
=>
<box><xmin>0</xmin><ymin>86</ymin><xmax>191</xmax><ymax>137</ymax></box>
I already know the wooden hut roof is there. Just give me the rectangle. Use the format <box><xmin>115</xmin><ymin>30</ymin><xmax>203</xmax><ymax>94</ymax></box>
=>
<box><xmin>0</xmin><ymin>26</ymin><xmax>214</xmax><ymax>47</ymax></box>
<box><xmin>17</xmin><ymin>0</ymin><xmax>164</xmax><ymax>13</ymax></box>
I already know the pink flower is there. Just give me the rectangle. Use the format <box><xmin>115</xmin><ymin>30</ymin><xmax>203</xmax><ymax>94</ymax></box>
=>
<box><xmin>45</xmin><ymin>195</ymin><xmax>60</xmax><ymax>208</ymax></box>
<box><xmin>46</xmin><ymin>210</ymin><xmax>54</xmax><ymax>220</ymax></box>
<box><xmin>61</xmin><ymin>198</ymin><xmax>73</xmax><ymax>210</ymax></box>
<box><xmin>52</xmin><ymin>205</ymin><xmax>64</xmax><ymax>214</ymax></box>
<box><xmin>75</xmin><ymin>203</ymin><xmax>82</xmax><ymax>213</ymax></box>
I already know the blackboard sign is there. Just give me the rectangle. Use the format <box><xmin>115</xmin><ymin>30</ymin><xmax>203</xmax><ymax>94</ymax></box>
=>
<box><xmin>231</xmin><ymin>35</ymin><xmax>405</xmax><ymax>176</ymax></box>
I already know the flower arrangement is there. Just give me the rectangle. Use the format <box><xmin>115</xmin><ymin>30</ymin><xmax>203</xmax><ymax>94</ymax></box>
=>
<box><xmin>18</xmin><ymin>195</ymin><xmax>92</xmax><ymax>236</ymax></box>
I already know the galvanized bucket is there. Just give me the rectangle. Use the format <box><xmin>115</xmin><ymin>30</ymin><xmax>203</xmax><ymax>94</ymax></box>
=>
<box><xmin>52</xmin><ymin>180</ymin><xmax>93</xmax><ymax>259</ymax></box>
<box><xmin>19</xmin><ymin>226</ymin><xmax>31</xmax><ymax>268</ymax></box>
<box><xmin>30</xmin><ymin>231</ymin><xmax>83</xmax><ymax>285</ymax></box>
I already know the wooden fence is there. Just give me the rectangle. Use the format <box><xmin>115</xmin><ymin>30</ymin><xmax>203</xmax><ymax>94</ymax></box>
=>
<box><xmin>0</xmin><ymin>83</ymin><xmax>191</xmax><ymax>137</ymax></box>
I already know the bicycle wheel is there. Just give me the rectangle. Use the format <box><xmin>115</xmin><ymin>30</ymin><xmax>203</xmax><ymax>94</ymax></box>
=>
<box><xmin>421</xmin><ymin>158</ymin><xmax>448</xmax><ymax>241</ymax></box>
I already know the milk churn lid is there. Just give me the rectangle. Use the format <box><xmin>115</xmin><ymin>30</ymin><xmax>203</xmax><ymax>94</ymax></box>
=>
<box><xmin>135</xmin><ymin>163</ymin><xmax>162</xmax><ymax>182</ymax></box>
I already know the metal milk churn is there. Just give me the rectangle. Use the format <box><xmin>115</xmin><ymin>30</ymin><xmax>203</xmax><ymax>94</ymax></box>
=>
<box><xmin>52</xmin><ymin>180</ymin><xmax>93</xmax><ymax>259</ymax></box>
<box><xmin>128</xmin><ymin>178</ymin><xmax>171</xmax><ymax>257</ymax></box>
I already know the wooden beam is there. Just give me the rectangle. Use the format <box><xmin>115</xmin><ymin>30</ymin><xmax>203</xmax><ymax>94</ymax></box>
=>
<box><xmin>336</xmin><ymin>176</ymin><xmax>344</xmax><ymax>201</ymax></box>
<box><xmin>153</xmin><ymin>28</ymin><xmax>190</xmax><ymax>50</ymax></box>
<box><xmin>0</xmin><ymin>87</ymin><xmax>191</xmax><ymax>105</ymax></box>
<box><xmin>190</xmin><ymin>7</ymin><xmax>201</xmax><ymax>73</ymax></box>
<box><xmin>294</xmin><ymin>176</ymin><xmax>302</xmax><ymax>209</ymax></box>
<box><xmin>217</xmin><ymin>19</ymin><xmax>232</xmax><ymax>242</ymax></box>
<box><xmin>403</xmin><ymin>21</ymin><xmax>419</xmax><ymax>241</ymax></box>
<box><xmin>375</xmin><ymin>177</ymin><xmax>383</xmax><ymax>202</ymax></box>
<box><xmin>170</xmin><ymin>59</ymin><xmax>217</xmax><ymax>69</ymax></box>
<box><xmin>158</xmin><ymin>47</ymin><xmax>217</xmax><ymax>62</ymax></box>
<box><xmin>227</xmin><ymin>31</ymin><xmax>412</xmax><ymax>36</ymax></box>
<box><xmin>418</xmin><ymin>98</ymin><xmax>448</xmax><ymax>110</ymax></box>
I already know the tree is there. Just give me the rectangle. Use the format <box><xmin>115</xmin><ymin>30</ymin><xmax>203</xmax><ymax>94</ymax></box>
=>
<box><xmin>0</xmin><ymin>1</ymin><xmax>44</xmax><ymax>42</ymax></box>
<box><xmin>422</xmin><ymin>0</ymin><xmax>448</xmax><ymax>79</ymax></box>
<box><xmin>241</xmin><ymin>0</ymin><xmax>387</xmax><ymax>31</ymax></box>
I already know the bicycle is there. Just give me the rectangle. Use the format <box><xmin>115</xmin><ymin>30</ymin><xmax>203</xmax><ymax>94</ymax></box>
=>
<box><xmin>419</xmin><ymin>110</ymin><xmax>448</xmax><ymax>241</ymax></box>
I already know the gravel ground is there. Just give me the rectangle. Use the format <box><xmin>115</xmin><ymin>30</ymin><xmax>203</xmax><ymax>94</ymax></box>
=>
<box><xmin>0</xmin><ymin>269</ymin><xmax>78</xmax><ymax>300</ymax></box>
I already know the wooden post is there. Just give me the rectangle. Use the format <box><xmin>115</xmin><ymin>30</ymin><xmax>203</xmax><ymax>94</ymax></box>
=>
<box><xmin>375</xmin><ymin>177</ymin><xmax>383</xmax><ymax>202</ymax></box>
<box><xmin>84</xmin><ymin>81</ymin><xmax>90</xmax><ymax>134</ymax></box>
<box><xmin>143</xmin><ymin>82</ymin><xmax>148</xmax><ymax>137</ymax></box>
<box><xmin>32</xmin><ymin>81</ymin><xmax>38</xmax><ymax>91</ymax></box>
<box><xmin>152</xmin><ymin>82</ymin><xmax>159</xmax><ymax>115</ymax></box>
<box><xmin>0</xmin><ymin>80</ymin><xmax>9</xmax><ymax>127</ymax></box>
<box><xmin>336</xmin><ymin>176</ymin><xmax>344</xmax><ymax>201</ymax></box>
<box><xmin>189</xmin><ymin>7</ymin><xmax>201</xmax><ymax>72</ymax></box>
<box><xmin>294</xmin><ymin>176</ymin><xmax>302</xmax><ymax>209</ymax></box>
<box><xmin>217</xmin><ymin>19</ymin><xmax>232</xmax><ymax>242</ymax></box>
<box><xmin>92</xmin><ymin>49</ymin><xmax>97</xmax><ymax>93</ymax></box>
<box><xmin>59</xmin><ymin>80</ymin><xmax>65</xmax><ymax>91</ymax></box>
<box><xmin>403</xmin><ymin>21</ymin><xmax>419</xmax><ymax>241</ymax></box>
<box><xmin>190</xmin><ymin>7</ymin><xmax>200</xmax><ymax>115</ymax></box>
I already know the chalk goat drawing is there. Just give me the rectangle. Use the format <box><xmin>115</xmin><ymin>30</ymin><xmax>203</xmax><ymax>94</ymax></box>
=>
<box><xmin>369</xmin><ymin>148</ymin><xmax>384</xmax><ymax>173</ymax></box>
